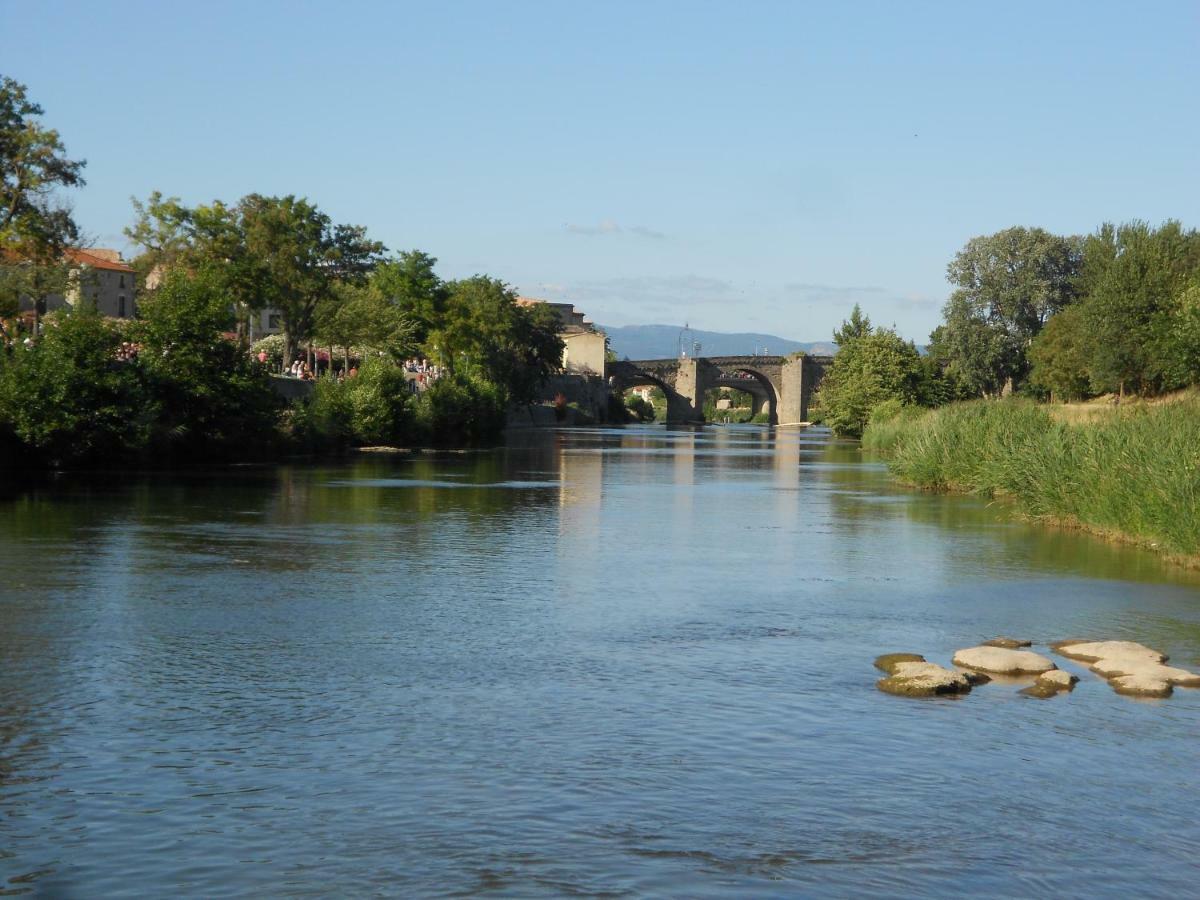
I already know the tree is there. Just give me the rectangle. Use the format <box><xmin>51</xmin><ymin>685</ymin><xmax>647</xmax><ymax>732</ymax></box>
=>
<box><xmin>817</xmin><ymin>319</ymin><xmax>924</xmax><ymax>437</ymax></box>
<box><xmin>427</xmin><ymin>277</ymin><xmax>563</xmax><ymax>402</ymax></box>
<box><xmin>238</xmin><ymin>194</ymin><xmax>385</xmax><ymax>369</ymax></box>
<box><xmin>1029</xmin><ymin>305</ymin><xmax>1091</xmax><ymax>402</ymax></box>
<box><xmin>936</xmin><ymin>227</ymin><xmax>1082</xmax><ymax>395</ymax></box>
<box><xmin>370</xmin><ymin>250</ymin><xmax>446</xmax><ymax>346</ymax></box>
<box><xmin>833</xmin><ymin>304</ymin><xmax>872</xmax><ymax>346</ymax></box>
<box><xmin>0</xmin><ymin>76</ymin><xmax>86</xmax><ymax>262</ymax></box>
<box><xmin>0</xmin><ymin>306</ymin><xmax>149</xmax><ymax>466</ymax></box>
<box><xmin>314</xmin><ymin>281</ymin><xmax>417</xmax><ymax>369</ymax></box>
<box><xmin>1077</xmin><ymin>220</ymin><xmax>1200</xmax><ymax>396</ymax></box>
<box><xmin>134</xmin><ymin>267</ymin><xmax>279</xmax><ymax>458</ymax></box>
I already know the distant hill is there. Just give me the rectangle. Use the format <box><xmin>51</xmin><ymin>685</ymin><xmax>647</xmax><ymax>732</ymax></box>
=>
<box><xmin>600</xmin><ymin>324</ymin><xmax>836</xmax><ymax>360</ymax></box>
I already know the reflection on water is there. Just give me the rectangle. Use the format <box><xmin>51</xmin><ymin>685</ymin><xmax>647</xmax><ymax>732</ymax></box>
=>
<box><xmin>1</xmin><ymin>425</ymin><xmax>1198</xmax><ymax>897</ymax></box>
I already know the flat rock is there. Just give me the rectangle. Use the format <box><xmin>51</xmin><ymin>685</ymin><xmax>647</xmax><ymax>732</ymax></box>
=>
<box><xmin>1110</xmin><ymin>674</ymin><xmax>1172</xmax><ymax>698</ymax></box>
<box><xmin>876</xmin><ymin>661</ymin><xmax>974</xmax><ymax>697</ymax></box>
<box><xmin>982</xmin><ymin>637</ymin><xmax>1032</xmax><ymax>649</ymax></box>
<box><xmin>952</xmin><ymin>646</ymin><xmax>1057</xmax><ymax>675</ymax></box>
<box><xmin>1052</xmin><ymin>640</ymin><xmax>1166</xmax><ymax>665</ymax></box>
<box><xmin>874</xmin><ymin>653</ymin><xmax>927</xmax><ymax>674</ymax></box>
<box><xmin>1052</xmin><ymin>639</ymin><xmax>1200</xmax><ymax>698</ymax></box>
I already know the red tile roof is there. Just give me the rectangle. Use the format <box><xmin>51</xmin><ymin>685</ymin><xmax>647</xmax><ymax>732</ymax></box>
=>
<box><xmin>65</xmin><ymin>248</ymin><xmax>134</xmax><ymax>273</ymax></box>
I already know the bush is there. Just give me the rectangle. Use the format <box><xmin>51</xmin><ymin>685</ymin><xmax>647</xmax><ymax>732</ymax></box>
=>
<box><xmin>413</xmin><ymin>374</ymin><xmax>506</xmax><ymax>444</ymax></box>
<box><xmin>346</xmin><ymin>359</ymin><xmax>413</xmax><ymax>445</ymax></box>
<box><xmin>0</xmin><ymin>309</ymin><xmax>152</xmax><ymax>467</ymax></box>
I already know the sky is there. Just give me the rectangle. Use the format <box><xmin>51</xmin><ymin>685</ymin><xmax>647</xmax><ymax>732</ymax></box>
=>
<box><xmin>3</xmin><ymin>0</ymin><xmax>1198</xmax><ymax>342</ymax></box>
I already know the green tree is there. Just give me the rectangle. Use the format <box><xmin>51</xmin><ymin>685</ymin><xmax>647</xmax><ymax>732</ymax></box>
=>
<box><xmin>1028</xmin><ymin>305</ymin><xmax>1091</xmax><ymax>401</ymax></box>
<box><xmin>427</xmin><ymin>277</ymin><xmax>563</xmax><ymax>402</ymax></box>
<box><xmin>0</xmin><ymin>76</ymin><xmax>86</xmax><ymax>262</ymax></box>
<box><xmin>239</xmin><ymin>194</ymin><xmax>385</xmax><ymax>369</ymax></box>
<box><xmin>370</xmin><ymin>250</ymin><xmax>446</xmax><ymax>346</ymax></box>
<box><xmin>0</xmin><ymin>307</ymin><xmax>149</xmax><ymax>466</ymax></box>
<box><xmin>936</xmin><ymin>226</ymin><xmax>1081</xmax><ymax>395</ymax></box>
<box><xmin>134</xmin><ymin>267</ymin><xmax>280</xmax><ymax>458</ymax></box>
<box><xmin>1148</xmin><ymin>282</ymin><xmax>1200</xmax><ymax>390</ymax></box>
<box><xmin>817</xmin><ymin>318</ymin><xmax>924</xmax><ymax>438</ymax></box>
<box><xmin>1077</xmin><ymin>220</ymin><xmax>1200</xmax><ymax>395</ymax></box>
<box><xmin>833</xmin><ymin>303</ymin><xmax>872</xmax><ymax>346</ymax></box>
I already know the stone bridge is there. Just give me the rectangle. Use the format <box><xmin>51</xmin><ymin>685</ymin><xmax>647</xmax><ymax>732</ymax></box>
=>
<box><xmin>607</xmin><ymin>355</ymin><xmax>831</xmax><ymax>425</ymax></box>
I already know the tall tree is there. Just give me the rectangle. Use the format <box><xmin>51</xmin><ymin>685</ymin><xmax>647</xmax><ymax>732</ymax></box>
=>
<box><xmin>833</xmin><ymin>304</ymin><xmax>872</xmax><ymax>346</ymax></box>
<box><xmin>1077</xmin><ymin>220</ymin><xmax>1200</xmax><ymax>396</ymax></box>
<box><xmin>817</xmin><ymin>324</ymin><xmax>924</xmax><ymax>437</ymax></box>
<box><xmin>936</xmin><ymin>226</ymin><xmax>1082</xmax><ymax>395</ymax></box>
<box><xmin>427</xmin><ymin>277</ymin><xmax>563</xmax><ymax>401</ymax></box>
<box><xmin>239</xmin><ymin>194</ymin><xmax>385</xmax><ymax>368</ymax></box>
<box><xmin>370</xmin><ymin>250</ymin><xmax>446</xmax><ymax>345</ymax></box>
<box><xmin>0</xmin><ymin>76</ymin><xmax>86</xmax><ymax>261</ymax></box>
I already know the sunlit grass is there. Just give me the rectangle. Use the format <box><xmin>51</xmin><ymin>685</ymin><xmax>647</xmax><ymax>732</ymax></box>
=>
<box><xmin>863</xmin><ymin>397</ymin><xmax>1200</xmax><ymax>560</ymax></box>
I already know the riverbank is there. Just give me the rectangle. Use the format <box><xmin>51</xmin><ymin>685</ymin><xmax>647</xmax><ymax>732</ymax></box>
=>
<box><xmin>863</xmin><ymin>397</ymin><xmax>1200</xmax><ymax>567</ymax></box>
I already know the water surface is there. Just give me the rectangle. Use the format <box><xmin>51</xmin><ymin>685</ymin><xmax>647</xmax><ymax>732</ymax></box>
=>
<box><xmin>2</xmin><ymin>427</ymin><xmax>1199</xmax><ymax>896</ymax></box>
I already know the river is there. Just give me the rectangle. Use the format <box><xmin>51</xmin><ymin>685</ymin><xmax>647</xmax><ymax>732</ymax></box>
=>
<box><xmin>1</xmin><ymin>426</ymin><xmax>1198</xmax><ymax>897</ymax></box>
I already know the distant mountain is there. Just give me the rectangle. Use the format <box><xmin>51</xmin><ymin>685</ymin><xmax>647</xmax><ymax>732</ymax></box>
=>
<box><xmin>599</xmin><ymin>324</ymin><xmax>837</xmax><ymax>360</ymax></box>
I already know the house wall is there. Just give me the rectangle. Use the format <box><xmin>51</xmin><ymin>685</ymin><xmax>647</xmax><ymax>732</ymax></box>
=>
<box><xmin>562</xmin><ymin>331</ymin><xmax>606</xmax><ymax>375</ymax></box>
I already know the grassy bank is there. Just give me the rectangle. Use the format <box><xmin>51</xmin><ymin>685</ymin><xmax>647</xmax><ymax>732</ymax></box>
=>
<box><xmin>862</xmin><ymin>397</ymin><xmax>1200</xmax><ymax>562</ymax></box>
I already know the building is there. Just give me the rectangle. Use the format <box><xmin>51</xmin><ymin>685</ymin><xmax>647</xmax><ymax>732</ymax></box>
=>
<box><xmin>18</xmin><ymin>248</ymin><xmax>137</xmax><ymax>319</ymax></box>
<box><xmin>516</xmin><ymin>297</ymin><xmax>607</xmax><ymax>376</ymax></box>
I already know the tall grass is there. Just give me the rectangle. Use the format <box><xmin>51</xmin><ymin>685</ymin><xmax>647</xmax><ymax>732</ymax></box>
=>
<box><xmin>863</xmin><ymin>398</ymin><xmax>1200</xmax><ymax>560</ymax></box>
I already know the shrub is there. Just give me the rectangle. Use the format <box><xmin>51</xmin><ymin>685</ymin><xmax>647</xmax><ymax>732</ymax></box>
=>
<box><xmin>414</xmin><ymin>374</ymin><xmax>506</xmax><ymax>444</ymax></box>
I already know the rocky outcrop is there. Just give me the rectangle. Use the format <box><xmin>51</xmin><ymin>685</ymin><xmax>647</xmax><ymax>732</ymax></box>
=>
<box><xmin>952</xmin><ymin>646</ymin><xmax>1057</xmax><ymax>675</ymax></box>
<box><xmin>982</xmin><ymin>637</ymin><xmax>1032</xmax><ymax>649</ymax></box>
<box><xmin>1019</xmin><ymin>668</ymin><xmax>1079</xmax><ymax>699</ymax></box>
<box><xmin>1052</xmin><ymin>640</ymin><xmax>1200</xmax><ymax>699</ymax></box>
<box><xmin>874</xmin><ymin>654</ymin><xmax>983</xmax><ymax>697</ymax></box>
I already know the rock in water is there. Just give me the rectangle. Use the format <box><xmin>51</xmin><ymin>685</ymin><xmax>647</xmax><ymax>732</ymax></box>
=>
<box><xmin>1052</xmin><ymin>640</ymin><xmax>1200</xmax><ymax>698</ymax></box>
<box><xmin>952</xmin><ymin>646</ymin><xmax>1057</xmax><ymax>675</ymax></box>
<box><xmin>876</xmin><ymin>660</ymin><xmax>975</xmax><ymax>697</ymax></box>
<box><xmin>982</xmin><ymin>637</ymin><xmax>1032</xmax><ymax>649</ymax></box>
<box><xmin>874</xmin><ymin>653</ymin><xmax>927</xmax><ymax>674</ymax></box>
<box><xmin>1019</xmin><ymin>669</ymin><xmax>1079</xmax><ymax>699</ymax></box>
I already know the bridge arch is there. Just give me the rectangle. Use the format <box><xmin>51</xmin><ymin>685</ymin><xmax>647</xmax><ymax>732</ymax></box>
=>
<box><xmin>711</xmin><ymin>366</ymin><xmax>779</xmax><ymax>425</ymax></box>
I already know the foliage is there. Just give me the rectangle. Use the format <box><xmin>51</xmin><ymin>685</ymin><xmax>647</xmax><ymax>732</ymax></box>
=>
<box><xmin>0</xmin><ymin>76</ymin><xmax>86</xmax><ymax>262</ymax></box>
<box><xmin>344</xmin><ymin>359</ymin><xmax>413</xmax><ymax>445</ymax></box>
<box><xmin>413</xmin><ymin>373</ymin><xmax>507</xmax><ymax>445</ymax></box>
<box><xmin>427</xmin><ymin>277</ymin><xmax>563</xmax><ymax>402</ymax></box>
<box><xmin>314</xmin><ymin>281</ymin><xmax>416</xmax><ymax>365</ymax></box>
<box><xmin>1028</xmin><ymin>305</ymin><xmax>1091</xmax><ymax>401</ymax></box>
<box><xmin>817</xmin><ymin>317</ymin><xmax>924</xmax><ymax>437</ymax></box>
<box><xmin>625</xmin><ymin>393</ymin><xmax>656</xmax><ymax>422</ymax></box>
<box><xmin>1077</xmin><ymin>220</ymin><xmax>1200</xmax><ymax>395</ymax></box>
<box><xmin>862</xmin><ymin>397</ymin><xmax>1200</xmax><ymax>559</ymax></box>
<box><xmin>833</xmin><ymin>304</ymin><xmax>872</xmax><ymax>346</ymax></box>
<box><xmin>251</xmin><ymin>333</ymin><xmax>287</xmax><ymax>368</ymax></box>
<box><xmin>0</xmin><ymin>308</ymin><xmax>150</xmax><ymax>466</ymax></box>
<box><xmin>369</xmin><ymin>250</ymin><xmax>447</xmax><ymax>346</ymax></box>
<box><xmin>133</xmin><ymin>268</ymin><xmax>281</xmax><ymax>459</ymax></box>
<box><xmin>931</xmin><ymin>227</ymin><xmax>1081</xmax><ymax>396</ymax></box>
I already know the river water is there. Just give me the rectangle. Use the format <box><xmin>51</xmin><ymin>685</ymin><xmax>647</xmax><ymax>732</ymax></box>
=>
<box><xmin>1</xmin><ymin>426</ymin><xmax>1199</xmax><ymax>897</ymax></box>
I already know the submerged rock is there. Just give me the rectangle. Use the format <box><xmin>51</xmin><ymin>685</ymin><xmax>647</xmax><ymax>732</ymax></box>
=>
<box><xmin>982</xmin><ymin>637</ymin><xmax>1032</xmax><ymax>649</ymax></box>
<box><xmin>1052</xmin><ymin>639</ymin><xmax>1200</xmax><ymax>698</ymax></box>
<box><xmin>952</xmin><ymin>646</ymin><xmax>1057</xmax><ymax>675</ymax></box>
<box><xmin>876</xmin><ymin>660</ymin><xmax>975</xmax><ymax>697</ymax></box>
<box><xmin>1019</xmin><ymin>669</ymin><xmax>1079</xmax><ymax>699</ymax></box>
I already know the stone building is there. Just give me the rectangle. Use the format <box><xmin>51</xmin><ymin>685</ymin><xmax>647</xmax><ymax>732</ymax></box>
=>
<box><xmin>18</xmin><ymin>248</ymin><xmax>137</xmax><ymax>319</ymax></box>
<box><xmin>516</xmin><ymin>297</ymin><xmax>607</xmax><ymax>375</ymax></box>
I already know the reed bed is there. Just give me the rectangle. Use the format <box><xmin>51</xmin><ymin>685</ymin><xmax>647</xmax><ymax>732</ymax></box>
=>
<box><xmin>862</xmin><ymin>397</ymin><xmax>1200</xmax><ymax>560</ymax></box>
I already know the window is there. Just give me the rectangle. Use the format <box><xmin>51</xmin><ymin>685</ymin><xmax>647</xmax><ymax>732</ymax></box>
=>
<box><xmin>268</xmin><ymin>314</ymin><xmax>281</xmax><ymax>330</ymax></box>
<box><xmin>120</xmin><ymin>274</ymin><xmax>125</xmax><ymax>288</ymax></box>
<box><xmin>119</xmin><ymin>296</ymin><xmax>126</xmax><ymax>317</ymax></box>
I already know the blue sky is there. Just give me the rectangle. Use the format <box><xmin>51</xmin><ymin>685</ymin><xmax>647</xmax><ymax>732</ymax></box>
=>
<box><xmin>4</xmin><ymin>0</ymin><xmax>1198</xmax><ymax>341</ymax></box>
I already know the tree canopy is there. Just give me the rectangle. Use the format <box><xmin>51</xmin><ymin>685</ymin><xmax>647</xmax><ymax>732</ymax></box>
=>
<box><xmin>0</xmin><ymin>76</ymin><xmax>86</xmax><ymax>262</ymax></box>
